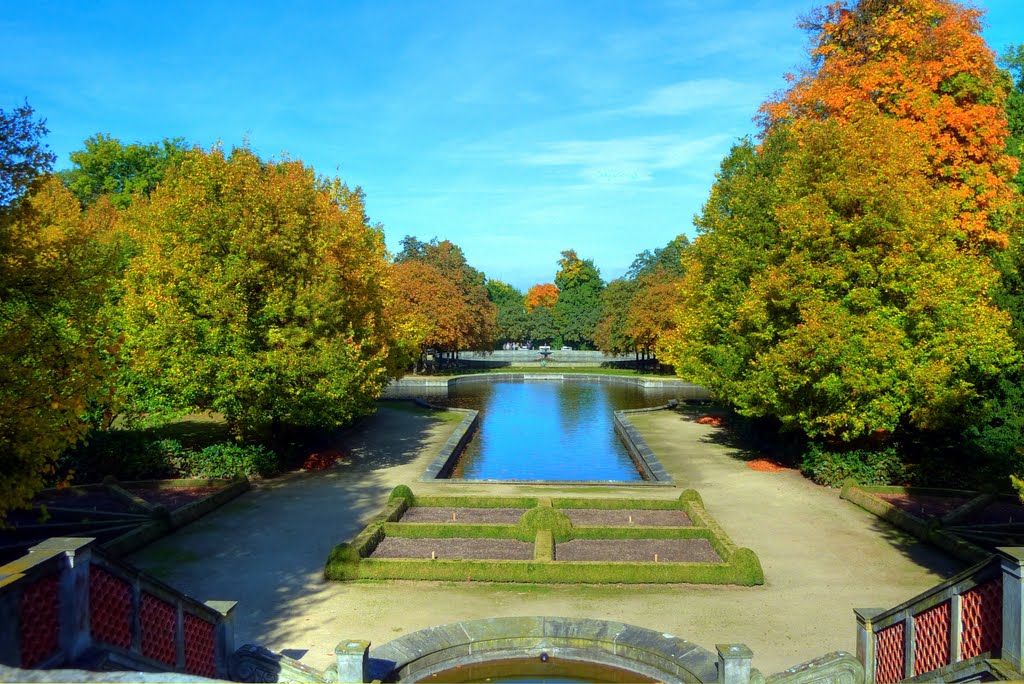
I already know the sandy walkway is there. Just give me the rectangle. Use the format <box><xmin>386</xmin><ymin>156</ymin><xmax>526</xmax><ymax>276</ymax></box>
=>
<box><xmin>129</xmin><ymin>404</ymin><xmax>962</xmax><ymax>677</ymax></box>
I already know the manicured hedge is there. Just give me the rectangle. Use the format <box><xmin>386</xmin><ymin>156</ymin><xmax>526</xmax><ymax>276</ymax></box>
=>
<box><xmin>346</xmin><ymin>558</ymin><xmax>761</xmax><ymax>585</ymax></box>
<box><xmin>324</xmin><ymin>485</ymin><xmax>764</xmax><ymax>586</ymax></box>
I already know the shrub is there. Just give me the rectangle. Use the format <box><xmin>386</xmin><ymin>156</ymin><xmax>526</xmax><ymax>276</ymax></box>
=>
<box><xmin>514</xmin><ymin>507</ymin><xmax>574</xmax><ymax>542</ymax></box>
<box><xmin>185</xmin><ymin>443</ymin><xmax>279</xmax><ymax>478</ymax></box>
<box><xmin>389</xmin><ymin>485</ymin><xmax>415</xmax><ymax>503</ymax></box>
<box><xmin>800</xmin><ymin>443</ymin><xmax>906</xmax><ymax>487</ymax></box>
<box><xmin>59</xmin><ymin>433</ymin><xmax>185</xmax><ymax>483</ymax></box>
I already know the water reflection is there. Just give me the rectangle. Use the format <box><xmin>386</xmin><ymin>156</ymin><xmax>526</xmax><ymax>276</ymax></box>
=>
<box><xmin>440</xmin><ymin>381</ymin><xmax>679</xmax><ymax>481</ymax></box>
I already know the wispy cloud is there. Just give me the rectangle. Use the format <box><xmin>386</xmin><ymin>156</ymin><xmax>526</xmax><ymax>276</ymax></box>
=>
<box><xmin>518</xmin><ymin>134</ymin><xmax>732</xmax><ymax>185</ymax></box>
<box><xmin>625</xmin><ymin>79</ymin><xmax>762</xmax><ymax>116</ymax></box>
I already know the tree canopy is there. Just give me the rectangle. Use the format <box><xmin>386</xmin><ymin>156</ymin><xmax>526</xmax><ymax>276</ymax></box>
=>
<box><xmin>393</xmin><ymin>236</ymin><xmax>497</xmax><ymax>353</ymax></box>
<box><xmin>661</xmin><ymin>0</ymin><xmax>1022</xmax><ymax>472</ymax></box>
<box><xmin>553</xmin><ymin>250</ymin><xmax>604</xmax><ymax>349</ymax></box>
<box><xmin>62</xmin><ymin>134</ymin><xmax>190</xmax><ymax>208</ymax></box>
<box><xmin>760</xmin><ymin>0</ymin><xmax>1019</xmax><ymax>250</ymax></box>
<box><xmin>120</xmin><ymin>146</ymin><xmax>407</xmax><ymax>437</ymax></box>
<box><xmin>0</xmin><ymin>102</ymin><xmax>55</xmax><ymax>208</ymax></box>
<box><xmin>0</xmin><ymin>176</ymin><xmax>117</xmax><ymax>519</ymax></box>
<box><xmin>524</xmin><ymin>283</ymin><xmax>559</xmax><ymax>311</ymax></box>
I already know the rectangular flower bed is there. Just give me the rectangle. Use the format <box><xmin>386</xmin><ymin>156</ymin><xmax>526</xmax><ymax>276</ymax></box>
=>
<box><xmin>323</xmin><ymin>485</ymin><xmax>763</xmax><ymax>586</ymax></box>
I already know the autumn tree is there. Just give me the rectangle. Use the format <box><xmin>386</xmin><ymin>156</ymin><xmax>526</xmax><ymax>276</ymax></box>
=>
<box><xmin>760</xmin><ymin>0</ymin><xmax>1020</xmax><ymax>250</ymax></box>
<box><xmin>390</xmin><ymin>259</ymin><xmax>465</xmax><ymax>368</ymax></box>
<box><xmin>595</xmin><ymin>236</ymin><xmax>689</xmax><ymax>362</ymax></box>
<box><xmin>120</xmin><ymin>146</ymin><xmax>406</xmax><ymax>438</ymax></box>
<box><xmin>663</xmin><ymin>113</ymin><xmax>1017</xmax><ymax>465</ymax></box>
<box><xmin>971</xmin><ymin>45</ymin><xmax>1024</xmax><ymax>470</ymax></box>
<box><xmin>524</xmin><ymin>283</ymin><xmax>559</xmax><ymax>312</ymax></box>
<box><xmin>624</xmin><ymin>271</ymin><xmax>684</xmax><ymax>362</ymax></box>
<box><xmin>395</xmin><ymin>237</ymin><xmax>497</xmax><ymax>353</ymax></box>
<box><xmin>62</xmin><ymin>134</ymin><xmax>190</xmax><ymax>208</ymax></box>
<box><xmin>1</xmin><ymin>107</ymin><xmax>117</xmax><ymax>518</ymax></box>
<box><xmin>553</xmin><ymin>250</ymin><xmax>604</xmax><ymax>349</ymax></box>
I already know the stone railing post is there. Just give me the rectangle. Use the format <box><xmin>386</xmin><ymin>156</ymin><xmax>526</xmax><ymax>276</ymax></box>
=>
<box><xmin>854</xmin><ymin>607</ymin><xmax>884</xmax><ymax>683</ymax></box>
<box><xmin>29</xmin><ymin>537</ymin><xmax>96</xmax><ymax>663</ymax></box>
<box><xmin>206</xmin><ymin>600</ymin><xmax>237</xmax><ymax>678</ymax></box>
<box><xmin>335</xmin><ymin>640</ymin><xmax>370</xmax><ymax>683</ymax></box>
<box><xmin>717</xmin><ymin>643</ymin><xmax>753</xmax><ymax>684</ymax></box>
<box><xmin>998</xmin><ymin>547</ymin><xmax>1024</xmax><ymax>671</ymax></box>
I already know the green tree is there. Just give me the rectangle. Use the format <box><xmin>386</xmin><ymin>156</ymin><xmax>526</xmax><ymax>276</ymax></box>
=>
<box><xmin>121</xmin><ymin>146</ymin><xmax>406</xmax><ymax>438</ymax></box>
<box><xmin>626</xmin><ymin>235</ymin><xmax>690</xmax><ymax>279</ymax></box>
<box><xmin>553</xmin><ymin>250</ymin><xmax>604</xmax><ymax>349</ymax></box>
<box><xmin>1002</xmin><ymin>45</ymin><xmax>1024</xmax><ymax>195</ymax></box>
<box><xmin>528</xmin><ymin>305</ymin><xmax>559</xmax><ymax>346</ymax></box>
<box><xmin>487</xmin><ymin>279</ymin><xmax>529</xmax><ymax>346</ymax></box>
<box><xmin>593</xmin><ymin>278</ymin><xmax>635</xmax><ymax>355</ymax></box>
<box><xmin>0</xmin><ymin>102</ymin><xmax>55</xmax><ymax>208</ymax></box>
<box><xmin>61</xmin><ymin>134</ymin><xmax>190</xmax><ymax>209</ymax></box>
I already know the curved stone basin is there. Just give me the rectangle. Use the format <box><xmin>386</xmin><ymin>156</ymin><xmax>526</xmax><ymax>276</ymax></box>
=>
<box><xmin>364</xmin><ymin>616</ymin><xmax>719</xmax><ymax>683</ymax></box>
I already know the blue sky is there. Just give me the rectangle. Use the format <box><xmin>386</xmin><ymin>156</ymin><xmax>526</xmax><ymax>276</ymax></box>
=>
<box><xmin>2</xmin><ymin>1</ymin><xmax>1020</xmax><ymax>291</ymax></box>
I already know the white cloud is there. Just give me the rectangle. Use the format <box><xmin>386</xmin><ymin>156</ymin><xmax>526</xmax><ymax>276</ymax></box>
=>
<box><xmin>627</xmin><ymin>78</ymin><xmax>762</xmax><ymax>116</ymax></box>
<box><xmin>518</xmin><ymin>134</ymin><xmax>732</xmax><ymax>185</ymax></box>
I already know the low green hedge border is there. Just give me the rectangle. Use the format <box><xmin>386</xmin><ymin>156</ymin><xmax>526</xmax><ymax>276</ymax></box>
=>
<box><xmin>348</xmin><ymin>556</ymin><xmax>761</xmax><ymax>585</ymax></box>
<box><xmin>325</xmin><ymin>485</ymin><xmax>764</xmax><ymax>586</ymax></box>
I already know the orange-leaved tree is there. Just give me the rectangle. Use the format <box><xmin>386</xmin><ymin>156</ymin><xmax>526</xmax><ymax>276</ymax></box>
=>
<box><xmin>390</xmin><ymin>259</ymin><xmax>467</xmax><ymax>367</ymax></box>
<box><xmin>393</xmin><ymin>236</ymin><xmax>497</xmax><ymax>355</ymax></box>
<box><xmin>760</xmin><ymin>0</ymin><xmax>1020</xmax><ymax>250</ymax></box>
<box><xmin>524</xmin><ymin>283</ymin><xmax>559</xmax><ymax>312</ymax></box>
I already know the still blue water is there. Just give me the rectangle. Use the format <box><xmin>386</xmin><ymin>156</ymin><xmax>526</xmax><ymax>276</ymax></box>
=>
<box><xmin>439</xmin><ymin>380</ymin><xmax>679</xmax><ymax>481</ymax></box>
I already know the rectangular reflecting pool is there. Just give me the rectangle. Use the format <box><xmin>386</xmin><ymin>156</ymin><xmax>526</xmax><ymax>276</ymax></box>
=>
<box><xmin>434</xmin><ymin>379</ymin><xmax>682</xmax><ymax>481</ymax></box>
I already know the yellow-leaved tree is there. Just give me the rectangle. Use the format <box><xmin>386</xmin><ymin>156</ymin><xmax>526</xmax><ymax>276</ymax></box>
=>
<box><xmin>120</xmin><ymin>146</ymin><xmax>409</xmax><ymax>438</ymax></box>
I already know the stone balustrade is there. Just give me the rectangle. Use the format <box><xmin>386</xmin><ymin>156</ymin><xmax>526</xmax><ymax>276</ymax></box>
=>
<box><xmin>0</xmin><ymin>537</ymin><xmax>235</xmax><ymax>679</ymax></box>
<box><xmin>855</xmin><ymin>547</ymin><xmax>1024</xmax><ymax>683</ymax></box>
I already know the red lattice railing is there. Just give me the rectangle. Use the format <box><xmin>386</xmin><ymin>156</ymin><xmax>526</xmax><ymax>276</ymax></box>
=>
<box><xmin>20</xmin><ymin>574</ymin><xmax>61</xmax><ymax>668</ymax></box>
<box><xmin>876</xmin><ymin>620</ymin><xmax>906</xmax><ymax>684</ymax></box>
<box><xmin>140</xmin><ymin>592</ymin><xmax>177</xmax><ymax>667</ymax></box>
<box><xmin>961</xmin><ymin>578</ymin><xmax>1002</xmax><ymax>660</ymax></box>
<box><xmin>913</xmin><ymin>600</ymin><xmax>950</xmax><ymax>675</ymax></box>
<box><xmin>89</xmin><ymin>566</ymin><xmax>132</xmax><ymax>649</ymax></box>
<box><xmin>183</xmin><ymin>613</ymin><xmax>216</xmax><ymax>677</ymax></box>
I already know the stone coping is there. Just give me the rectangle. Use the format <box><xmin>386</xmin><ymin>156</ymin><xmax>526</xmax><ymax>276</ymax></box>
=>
<box><xmin>384</xmin><ymin>372</ymin><xmax>712</xmax><ymax>399</ymax></box>
<box><xmin>367</xmin><ymin>616</ymin><xmax>719</xmax><ymax>683</ymax></box>
<box><xmin>416</xmin><ymin>400</ymin><xmax>674</xmax><ymax>486</ymax></box>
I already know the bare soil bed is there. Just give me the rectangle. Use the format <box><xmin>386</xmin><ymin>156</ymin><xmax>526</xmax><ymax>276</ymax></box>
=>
<box><xmin>876</xmin><ymin>494</ymin><xmax>969</xmax><ymax>519</ymax></box>
<box><xmin>398</xmin><ymin>507</ymin><xmax>527</xmax><ymax>524</ymax></box>
<box><xmin>958</xmin><ymin>499</ymin><xmax>1024</xmax><ymax>526</ymax></box>
<box><xmin>128</xmin><ymin>485</ymin><xmax>225</xmax><ymax>510</ymax></box>
<box><xmin>554</xmin><ymin>538</ymin><xmax>721</xmax><ymax>563</ymax></box>
<box><xmin>32</xmin><ymin>488</ymin><xmax>139</xmax><ymax>514</ymax></box>
<box><xmin>562</xmin><ymin>508</ymin><xmax>691</xmax><ymax>527</ymax></box>
<box><xmin>369</xmin><ymin>537</ymin><xmax>534</xmax><ymax>560</ymax></box>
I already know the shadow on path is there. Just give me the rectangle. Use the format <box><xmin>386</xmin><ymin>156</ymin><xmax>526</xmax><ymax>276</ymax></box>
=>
<box><xmin>129</xmin><ymin>405</ymin><xmax>451</xmax><ymax>659</ymax></box>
